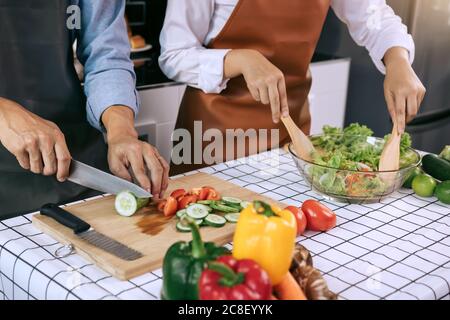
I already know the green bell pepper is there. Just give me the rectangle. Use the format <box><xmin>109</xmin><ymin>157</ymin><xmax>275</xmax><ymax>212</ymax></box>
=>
<box><xmin>161</xmin><ymin>218</ymin><xmax>229</xmax><ymax>300</ymax></box>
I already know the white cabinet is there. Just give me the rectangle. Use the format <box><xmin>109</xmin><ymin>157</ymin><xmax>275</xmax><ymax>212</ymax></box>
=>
<box><xmin>136</xmin><ymin>58</ymin><xmax>350</xmax><ymax>162</ymax></box>
<box><xmin>309</xmin><ymin>58</ymin><xmax>351</xmax><ymax>134</ymax></box>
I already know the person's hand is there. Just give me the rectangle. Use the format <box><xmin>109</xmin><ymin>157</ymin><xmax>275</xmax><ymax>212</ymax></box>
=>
<box><xmin>0</xmin><ymin>98</ymin><xmax>71</xmax><ymax>181</ymax></box>
<box><xmin>102</xmin><ymin>106</ymin><xmax>169</xmax><ymax>199</ymax></box>
<box><xmin>224</xmin><ymin>49</ymin><xmax>289</xmax><ymax>123</ymax></box>
<box><xmin>384</xmin><ymin>47</ymin><xmax>426</xmax><ymax>133</ymax></box>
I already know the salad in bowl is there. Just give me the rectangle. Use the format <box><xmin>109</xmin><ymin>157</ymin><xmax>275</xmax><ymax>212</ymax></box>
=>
<box><xmin>289</xmin><ymin>124</ymin><xmax>421</xmax><ymax>204</ymax></box>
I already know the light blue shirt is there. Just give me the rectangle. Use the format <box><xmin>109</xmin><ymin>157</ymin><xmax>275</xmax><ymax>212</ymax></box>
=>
<box><xmin>75</xmin><ymin>0</ymin><xmax>139</xmax><ymax>131</ymax></box>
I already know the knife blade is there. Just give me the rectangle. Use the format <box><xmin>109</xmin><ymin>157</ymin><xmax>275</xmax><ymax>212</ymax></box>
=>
<box><xmin>40</xmin><ymin>204</ymin><xmax>143</xmax><ymax>261</ymax></box>
<box><xmin>68</xmin><ymin>160</ymin><xmax>151</xmax><ymax>199</ymax></box>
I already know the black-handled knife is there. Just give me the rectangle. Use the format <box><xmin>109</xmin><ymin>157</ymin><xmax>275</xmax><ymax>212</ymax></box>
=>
<box><xmin>40</xmin><ymin>204</ymin><xmax>143</xmax><ymax>261</ymax></box>
<box><xmin>41</xmin><ymin>204</ymin><xmax>91</xmax><ymax>234</ymax></box>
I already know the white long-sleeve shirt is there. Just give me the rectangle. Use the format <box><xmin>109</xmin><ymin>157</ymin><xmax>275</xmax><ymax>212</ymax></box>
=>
<box><xmin>159</xmin><ymin>0</ymin><xmax>415</xmax><ymax>94</ymax></box>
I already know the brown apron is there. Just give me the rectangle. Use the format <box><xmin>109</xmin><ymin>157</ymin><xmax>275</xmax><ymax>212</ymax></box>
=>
<box><xmin>171</xmin><ymin>0</ymin><xmax>330</xmax><ymax>175</ymax></box>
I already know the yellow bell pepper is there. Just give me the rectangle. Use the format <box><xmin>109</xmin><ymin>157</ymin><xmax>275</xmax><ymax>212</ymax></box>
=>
<box><xmin>232</xmin><ymin>200</ymin><xmax>296</xmax><ymax>285</ymax></box>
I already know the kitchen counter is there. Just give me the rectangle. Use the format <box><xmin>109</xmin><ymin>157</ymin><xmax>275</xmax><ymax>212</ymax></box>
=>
<box><xmin>1</xmin><ymin>149</ymin><xmax>449</xmax><ymax>300</ymax></box>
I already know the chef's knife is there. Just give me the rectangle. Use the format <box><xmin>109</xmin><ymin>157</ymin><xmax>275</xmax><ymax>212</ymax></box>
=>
<box><xmin>68</xmin><ymin>160</ymin><xmax>151</xmax><ymax>199</ymax></box>
<box><xmin>40</xmin><ymin>204</ymin><xmax>143</xmax><ymax>261</ymax></box>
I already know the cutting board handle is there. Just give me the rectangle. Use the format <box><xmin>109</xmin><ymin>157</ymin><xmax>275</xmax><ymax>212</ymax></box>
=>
<box><xmin>40</xmin><ymin>203</ymin><xmax>91</xmax><ymax>234</ymax></box>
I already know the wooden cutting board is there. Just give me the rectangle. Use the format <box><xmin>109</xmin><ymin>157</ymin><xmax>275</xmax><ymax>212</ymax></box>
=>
<box><xmin>32</xmin><ymin>173</ymin><xmax>284</xmax><ymax>280</ymax></box>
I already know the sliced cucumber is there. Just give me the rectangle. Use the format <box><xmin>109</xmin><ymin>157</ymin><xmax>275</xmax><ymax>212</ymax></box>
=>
<box><xmin>210</xmin><ymin>203</ymin><xmax>240</xmax><ymax>213</ymax></box>
<box><xmin>186</xmin><ymin>204</ymin><xmax>210</xmax><ymax>219</ymax></box>
<box><xmin>197</xmin><ymin>200</ymin><xmax>215</xmax><ymax>205</ymax></box>
<box><xmin>176</xmin><ymin>221</ymin><xmax>192</xmax><ymax>232</ymax></box>
<box><xmin>204</xmin><ymin>214</ymin><xmax>227</xmax><ymax>228</ymax></box>
<box><xmin>186</xmin><ymin>203</ymin><xmax>212</xmax><ymax>212</ymax></box>
<box><xmin>176</xmin><ymin>218</ymin><xmax>203</xmax><ymax>232</ymax></box>
<box><xmin>225</xmin><ymin>213</ymin><xmax>240</xmax><ymax>223</ymax></box>
<box><xmin>115</xmin><ymin>191</ymin><xmax>149</xmax><ymax>217</ymax></box>
<box><xmin>222</xmin><ymin>197</ymin><xmax>242</xmax><ymax>207</ymax></box>
<box><xmin>176</xmin><ymin>209</ymin><xmax>187</xmax><ymax>219</ymax></box>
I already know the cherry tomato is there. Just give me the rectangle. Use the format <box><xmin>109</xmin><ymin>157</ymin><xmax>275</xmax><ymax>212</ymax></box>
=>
<box><xmin>191</xmin><ymin>187</ymin><xmax>209</xmax><ymax>201</ymax></box>
<box><xmin>178</xmin><ymin>194</ymin><xmax>198</xmax><ymax>209</ymax></box>
<box><xmin>204</xmin><ymin>187</ymin><xmax>221</xmax><ymax>201</ymax></box>
<box><xmin>170</xmin><ymin>189</ymin><xmax>187</xmax><ymax>201</ymax></box>
<box><xmin>301</xmin><ymin>200</ymin><xmax>336</xmax><ymax>232</ymax></box>
<box><xmin>157</xmin><ymin>200</ymin><xmax>167</xmax><ymax>212</ymax></box>
<box><xmin>163</xmin><ymin>196</ymin><xmax>178</xmax><ymax>217</ymax></box>
<box><xmin>286</xmin><ymin>206</ymin><xmax>307</xmax><ymax>236</ymax></box>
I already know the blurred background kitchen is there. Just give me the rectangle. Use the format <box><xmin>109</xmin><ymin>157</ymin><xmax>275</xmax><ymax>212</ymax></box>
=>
<box><xmin>123</xmin><ymin>0</ymin><xmax>450</xmax><ymax>162</ymax></box>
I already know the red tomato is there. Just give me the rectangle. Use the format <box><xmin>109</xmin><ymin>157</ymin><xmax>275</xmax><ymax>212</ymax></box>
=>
<box><xmin>170</xmin><ymin>189</ymin><xmax>187</xmax><ymax>200</ymax></box>
<box><xmin>301</xmin><ymin>200</ymin><xmax>336</xmax><ymax>232</ymax></box>
<box><xmin>191</xmin><ymin>187</ymin><xmax>209</xmax><ymax>201</ymax></box>
<box><xmin>286</xmin><ymin>206</ymin><xmax>307</xmax><ymax>236</ymax></box>
<box><xmin>157</xmin><ymin>200</ymin><xmax>167</xmax><ymax>212</ymax></box>
<box><xmin>178</xmin><ymin>194</ymin><xmax>198</xmax><ymax>209</ymax></box>
<box><xmin>163</xmin><ymin>196</ymin><xmax>178</xmax><ymax>217</ymax></box>
<box><xmin>204</xmin><ymin>187</ymin><xmax>221</xmax><ymax>201</ymax></box>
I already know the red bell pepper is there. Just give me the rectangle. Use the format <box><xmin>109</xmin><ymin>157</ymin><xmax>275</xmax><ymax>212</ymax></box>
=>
<box><xmin>199</xmin><ymin>255</ymin><xmax>272</xmax><ymax>300</ymax></box>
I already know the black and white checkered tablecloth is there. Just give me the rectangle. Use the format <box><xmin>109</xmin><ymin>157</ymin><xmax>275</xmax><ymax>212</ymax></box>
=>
<box><xmin>1</xmin><ymin>149</ymin><xmax>449</xmax><ymax>300</ymax></box>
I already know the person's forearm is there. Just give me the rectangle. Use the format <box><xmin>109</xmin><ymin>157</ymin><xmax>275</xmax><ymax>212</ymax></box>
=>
<box><xmin>383</xmin><ymin>47</ymin><xmax>410</xmax><ymax>69</ymax></box>
<box><xmin>101</xmin><ymin>106</ymin><xmax>138</xmax><ymax>142</ymax></box>
<box><xmin>224</xmin><ymin>49</ymin><xmax>264</xmax><ymax>79</ymax></box>
<box><xmin>224</xmin><ymin>49</ymin><xmax>246</xmax><ymax>79</ymax></box>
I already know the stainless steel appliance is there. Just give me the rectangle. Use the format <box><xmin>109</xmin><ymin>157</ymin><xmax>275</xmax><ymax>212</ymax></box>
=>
<box><xmin>316</xmin><ymin>0</ymin><xmax>450</xmax><ymax>153</ymax></box>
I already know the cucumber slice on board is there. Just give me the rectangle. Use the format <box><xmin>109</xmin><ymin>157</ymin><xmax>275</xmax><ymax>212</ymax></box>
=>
<box><xmin>115</xmin><ymin>191</ymin><xmax>149</xmax><ymax>217</ymax></box>
<box><xmin>186</xmin><ymin>204</ymin><xmax>210</xmax><ymax>219</ymax></box>
<box><xmin>176</xmin><ymin>221</ymin><xmax>191</xmax><ymax>232</ymax></box>
<box><xmin>225</xmin><ymin>213</ymin><xmax>240</xmax><ymax>223</ymax></box>
<box><xmin>197</xmin><ymin>200</ymin><xmax>215</xmax><ymax>205</ymax></box>
<box><xmin>222</xmin><ymin>197</ymin><xmax>242</xmax><ymax>207</ymax></box>
<box><xmin>210</xmin><ymin>203</ymin><xmax>240</xmax><ymax>213</ymax></box>
<box><xmin>187</xmin><ymin>202</ymin><xmax>212</xmax><ymax>212</ymax></box>
<box><xmin>176</xmin><ymin>209</ymin><xmax>187</xmax><ymax>219</ymax></box>
<box><xmin>204</xmin><ymin>214</ymin><xmax>227</xmax><ymax>227</ymax></box>
<box><xmin>176</xmin><ymin>218</ymin><xmax>203</xmax><ymax>232</ymax></box>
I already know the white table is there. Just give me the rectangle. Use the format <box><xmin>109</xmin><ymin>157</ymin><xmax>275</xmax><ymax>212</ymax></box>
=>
<box><xmin>1</xmin><ymin>149</ymin><xmax>450</xmax><ymax>300</ymax></box>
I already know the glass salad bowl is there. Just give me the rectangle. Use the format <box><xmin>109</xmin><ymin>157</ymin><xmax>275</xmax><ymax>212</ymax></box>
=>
<box><xmin>288</xmin><ymin>135</ymin><xmax>421</xmax><ymax>204</ymax></box>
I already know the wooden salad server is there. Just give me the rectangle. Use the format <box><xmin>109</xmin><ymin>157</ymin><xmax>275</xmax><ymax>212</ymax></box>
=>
<box><xmin>281</xmin><ymin>115</ymin><xmax>315</xmax><ymax>162</ymax></box>
<box><xmin>379</xmin><ymin>122</ymin><xmax>401</xmax><ymax>172</ymax></box>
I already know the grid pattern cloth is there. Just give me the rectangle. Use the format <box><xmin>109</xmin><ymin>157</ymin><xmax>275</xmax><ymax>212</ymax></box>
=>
<box><xmin>1</xmin><ymin>149</ymin><xmax>449</xmax><ymax>300</ymax></box>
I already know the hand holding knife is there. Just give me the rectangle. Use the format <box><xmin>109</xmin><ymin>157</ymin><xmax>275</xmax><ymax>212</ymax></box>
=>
<box><xmin>40</xmin><ymin>160</ymin><xmax>149</xmax><ymax>261</ymax></box>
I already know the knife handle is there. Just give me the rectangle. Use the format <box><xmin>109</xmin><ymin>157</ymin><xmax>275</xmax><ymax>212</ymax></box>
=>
<box><xmin>40</xmin><ymin>203</ymin><xmax>91</xmax><ymax>234</ymax></box>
